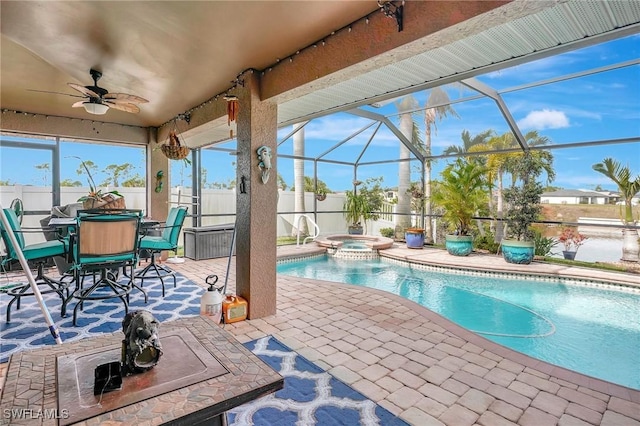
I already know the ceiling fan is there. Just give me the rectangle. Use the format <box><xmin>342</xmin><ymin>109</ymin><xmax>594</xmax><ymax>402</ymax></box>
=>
<box><xmin>31</xmin><ymin>69</ymin><xmax>148</xmax><ymax>115</ymax></box>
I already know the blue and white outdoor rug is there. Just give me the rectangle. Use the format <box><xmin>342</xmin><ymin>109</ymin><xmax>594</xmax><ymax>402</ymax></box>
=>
<box><xmin>228</xmin><ymin>336</ymin><xmax>409</xmax><ymax>426</ymax></box>
<box><xmin>0</xmin><ymin>273</ymin><xmax>201</xmax><ymax>363</ymax></box>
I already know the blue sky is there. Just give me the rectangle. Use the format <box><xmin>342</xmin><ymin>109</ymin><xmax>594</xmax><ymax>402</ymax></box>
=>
<box><xmin>1</xmin><ymin>34</ymin><xmax>638</xmax><ymax>192</ymax></box>
<box><xmin>271</xmin><ymin>33</ymin><xmax>640</xmax><ymax>192</ymax></box>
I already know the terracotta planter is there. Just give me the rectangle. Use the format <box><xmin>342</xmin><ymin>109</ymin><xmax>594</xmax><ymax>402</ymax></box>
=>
<box><xmin>405</xmin><ymin>229</ymin><xmax>425</xmax><ymax>249</ymax></box>
<box><xmin>501</xmin><ymin>239</ymin><xmax>534</xmax><ymax>264</ymax></box>
<box><xmin>445</xmin><ymin>235</ymin><xmax>473</xmax><ymax>256</ymax></box>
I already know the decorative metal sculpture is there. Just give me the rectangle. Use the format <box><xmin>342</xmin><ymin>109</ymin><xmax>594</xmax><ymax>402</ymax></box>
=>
<box><xmin>257</xmin><ymin>145</ymin><xmax>272</xmax><ymax>184</ymax></box>
<box><xmin>121</xmin><ymin>310</ymin><xmax>163</xmax><ymax>375</ymax></box>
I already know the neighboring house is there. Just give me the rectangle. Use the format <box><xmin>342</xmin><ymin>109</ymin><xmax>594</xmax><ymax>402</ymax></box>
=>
<box><xmin>385</xmin><ymin>189</ymin><xmax>398</xmax><ymax>202</ymax></box>
<box><xmin>540</xmin><ymin>189</ymin><xmax>613</xmax><ymax>205</ymax></box>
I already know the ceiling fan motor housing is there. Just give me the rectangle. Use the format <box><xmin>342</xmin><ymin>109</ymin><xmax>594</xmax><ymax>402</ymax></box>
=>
<box><xmin>88</xmin><ymin>69</ymin><xmax>108</xmax><ymax>96</ymax></box>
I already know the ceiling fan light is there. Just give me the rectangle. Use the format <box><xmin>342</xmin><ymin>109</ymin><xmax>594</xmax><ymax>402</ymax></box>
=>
<box><xmin>83</xmin><ymin>102</ymin><xmax>109</xmax><ymax>115</ymax></box>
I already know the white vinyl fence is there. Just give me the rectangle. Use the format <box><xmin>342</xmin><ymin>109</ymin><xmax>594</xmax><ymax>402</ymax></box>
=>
<box><xmin>1</xmin><ymin>186</ymin><xmax>396</xmax><ymax>248</ymax></box>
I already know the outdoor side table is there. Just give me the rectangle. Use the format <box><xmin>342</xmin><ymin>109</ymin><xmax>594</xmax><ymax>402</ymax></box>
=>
<box><xmin>0</xmin><ymin>316</ymin><xmax>283</xmax><ymax>425</ymax></box>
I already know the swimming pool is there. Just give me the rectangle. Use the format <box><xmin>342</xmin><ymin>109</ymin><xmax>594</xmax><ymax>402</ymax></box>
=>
<box><xmin>277</xmin><ymin>255</ymin><xmax>640</xmax><ymax>390</ymax></box>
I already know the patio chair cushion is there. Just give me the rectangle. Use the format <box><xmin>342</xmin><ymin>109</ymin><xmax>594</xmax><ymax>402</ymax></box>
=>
<box><xmin>1</xmin><ymin>208</ymin><xmax>66</xmax><ymax>262</ymax></box>
<box><xmin>20</xmin><ymin>239</ymin><xmax>67</xmax><ymax>261</ymax></box>
<box><xmin>138</xmin><ymin>235</ymin><xmax>173</xmax><ymax>251</ymax></box>
<box><xmin>139</xmin><ymin>206</ymin><xmax>188</xmax><ymax>252</ymax></box>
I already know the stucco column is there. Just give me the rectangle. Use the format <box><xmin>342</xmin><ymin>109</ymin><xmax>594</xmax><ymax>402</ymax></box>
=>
<box><xmin>235</xmin><ymin>71</ymin><xmax>278</xmax><ymax>319</ymax></box>
<box><xmin>148</xmin><ymin>126</ymin><xmax>170</xmax><ymax>222</ymax></box>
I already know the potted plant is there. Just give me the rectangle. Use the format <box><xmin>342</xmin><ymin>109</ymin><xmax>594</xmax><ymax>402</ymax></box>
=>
<box><xmin>431</xmin><ymin>159</ymin><xmax>488</xmax><ymax>256</ymax></box>
<box><xmin>343</xmin><ymin>190</ymin><xmax>366</xmax><ymax>235</ymax></box>
<box><xmin>405</xmin><ymin>182</ymin><xmax>425</xmax><ymax>248</ymax></box>
<box><xmin>315</xmin><ymin>187</ymin><xmax>327</xmax><ymax>201</ymax></box>
<box><xmin>73</xmin><ymin>157</ymin><xmax>125</xmax><ymax>209</ymax></box>
<box><xmin>501</xmin><ymin>153</ymin><xmax>544</xmax><ymax>264</ymax></box>
<box><xmin>343</xmin><ymin>177</ymin><xmax>385</xmax><ymax>235</ymax></box>
<box><xmin>557</xmin><ymin>227</ymin><xmax>588</xmax><ymax>260</ymax></box>
<box><xmin>592</xmin><ymin>158</ymin><xmax>640</xmax><ymax>262</ymax></box>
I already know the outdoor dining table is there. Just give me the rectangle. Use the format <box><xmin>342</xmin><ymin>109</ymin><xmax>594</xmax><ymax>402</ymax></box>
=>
<box><xmin>48</xmin><ymin>215</ymin><xmax>160</xmax><ymax>264</ymax></box>
<box><xmin>48</xmin><ymin>216</ymin><xmax>160</xmax><ymax>231</ymax></box>
<box><xmin>48</xmin><ymin>214</ymin><xmax>160</xmax><ymax>325</ymax></box>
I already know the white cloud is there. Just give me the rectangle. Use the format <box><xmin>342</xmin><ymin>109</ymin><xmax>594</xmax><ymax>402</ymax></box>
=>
<box><xmin>517</xmin><ymin>109</ymin><xmax>570</xmax><ymax>130</ymax></box>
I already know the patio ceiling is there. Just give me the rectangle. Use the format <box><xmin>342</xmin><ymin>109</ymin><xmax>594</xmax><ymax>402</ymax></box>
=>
<box><xmin>1</xmin><ymin>1</ymin><xmax>639</xmax><ymax>149</ymax></box>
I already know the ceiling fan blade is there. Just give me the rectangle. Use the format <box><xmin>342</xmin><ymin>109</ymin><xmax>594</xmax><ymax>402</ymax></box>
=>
<box><xmin>103</xmin><ymin>93</ymin><xmax>149</xmax><ymax>104</ymax></box>
<box><xmin>71</xmin><ymin>100</ymin><xmax>86</xmax><ymax>108</ymax></box>
<box><xmin>27</xmin><ymin>89</ymin><xmax>85</xmax><ymax>98</ymax></box>
<box><xmin>68</xmin><ymin>83</ymin><xmax>100</xmax><ymax>98</ymax></box>
<box><xmin>105</xmin><ymin>101</ymin><xmax>140</xmax><ymax>113</ymax></box>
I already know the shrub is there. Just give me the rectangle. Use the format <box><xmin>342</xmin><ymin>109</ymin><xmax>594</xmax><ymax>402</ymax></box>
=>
<box><xmin>533</xmin><ymin>230</ymin><xmax>558</xmax><ymax>256</ymax></box>
<box><xmin>474</xmin><ymin>233</ymin><xmax>500</xmax><ymax>254</ymax></box>
<box><xmin>379</xmin><ymin>227</ymin><xmax>395</xmax><ymax>238</ymax></box>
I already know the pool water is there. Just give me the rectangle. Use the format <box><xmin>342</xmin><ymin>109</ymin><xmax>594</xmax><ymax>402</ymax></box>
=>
<box><xmin>340</xmin><ymin>240</ymin><xmax>370</xmax><ymax>250</ymax></box>
<box><xmin>277</xmin><ymin>256</ymin><xmax>640</xmax><ymax>390</ymax></box>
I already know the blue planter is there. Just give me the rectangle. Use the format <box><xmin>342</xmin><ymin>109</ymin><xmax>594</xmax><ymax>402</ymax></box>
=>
<box><xmin>405</xmin><ymin>230</ymin><xmax>425</xmax><ymax>249</ymax></box>
<box><xmin>445</xmin><ymin>235</ymin><xmax>473</xmax><ymax>256</ymax></box>
<box><xmin>501</xmin><ymin>239</ymin><xmax>535</xmax><ymax>264</ymax></box>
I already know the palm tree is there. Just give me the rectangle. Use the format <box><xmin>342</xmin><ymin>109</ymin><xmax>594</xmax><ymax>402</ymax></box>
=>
<box><xmin>35</xmin><ymin>162</ymin><xmax>50</xmax><ymax>186</ymax></box>
<box><xmin>395</xmin><ymin>95</ymin><xmax>421</xmax><ymax>238</ymax></box>
<box><xmin>443</xmin><ymin>129</ymin><xmax>494</xmax><ymax>157</ymax></box>
<box><xmin>444</xmin><ymin>129</ymin><xmax>495</xmax><ymax>236</ymax></box>
<box><xmin>423</xmin><ymin>87</ymin><xmax>459</xmax><ymax>244</ymax></box>
<box><xmin>471</xmin><ymin>130</ymin><xmax>555</xmax><ymax>242</ymax></box>
<box><xmin>469</xmin><ymin>132</ymin><xmax>513</xmax><ymax>241</ymax></box>
<box><xmin>592</xmin><ymin>158</ymin><xmax>640</xmax><ymax>262</ymax></box>
<box><xmin>292</xmin><ymin>122</ymin><xmax>309</xmax><ymax>236</ymax></box>
<box><xmin>431</xmin><ymin>158</ymin><xmax>489</xmax><ymax>236</ymax></box>
<box><xmin>504</xmin><ymin>131</ymin><xmax>555</xmax><ymax>186</ymax></box>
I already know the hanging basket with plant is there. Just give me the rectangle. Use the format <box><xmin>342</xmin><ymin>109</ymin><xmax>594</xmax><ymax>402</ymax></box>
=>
<box><xmin>161</xmin><ymin>130</ymin><xmax>190</xmax><ymax>160</ymax></box>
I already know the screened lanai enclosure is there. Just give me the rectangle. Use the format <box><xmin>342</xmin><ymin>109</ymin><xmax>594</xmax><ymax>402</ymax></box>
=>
<box><xmin>184</xmin><ymin>32</ymin><xmax>640</xmax><ymax>263</ymax></box>
<box><xmin>1</xmin><ymin>0</ymin><xmax>639</xmax><ymax>265</ymax></box>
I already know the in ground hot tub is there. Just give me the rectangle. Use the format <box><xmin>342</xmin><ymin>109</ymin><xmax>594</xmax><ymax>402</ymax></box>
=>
<box><xmin>315</xmin><ymin>234</ymin><xmax>394</xmax><ymax>259</ymax></box>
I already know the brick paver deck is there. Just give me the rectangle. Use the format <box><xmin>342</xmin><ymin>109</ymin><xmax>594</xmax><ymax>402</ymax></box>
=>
<box><xmin>1</xmin><ymin>243</ymin><xmax>638</xmax><ymax>425</ymax></box>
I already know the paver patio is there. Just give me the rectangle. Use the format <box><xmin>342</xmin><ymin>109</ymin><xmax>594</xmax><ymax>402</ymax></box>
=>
<box><xmin>1</xmin><ymin>243</ymin><xmax>638</xmax><ymax>425</ymax></box>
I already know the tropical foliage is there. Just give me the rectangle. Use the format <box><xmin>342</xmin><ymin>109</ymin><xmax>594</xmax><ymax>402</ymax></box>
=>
<box><xmin>72</xmin><ymin>157</ymin><xmax>122</xmax><ymax>204</ymax></box>
<box><xmin>592</xmin><ymin>158</ymin><xmax>640</xmax><ymax>224</ymax></box>
<box><xmin>343</xmin><ymin>190</ymin><xmax>368</xmax><ymax>226</ymax></box>
<box><xmin>431</xmin><ymin>158</ymin><xmax>488</xmax><ymax>236</ymax></box>
<box><xmin>503</xmin><ymin>152</ymin><xmax>545</xmax><ymax>241</ymax></box>
<box><xmin>466</xmin><ymin>130</ymin><xmax>555</xmax><ymax>241</ymax></box>
<box><xmin>343</xmin><ymin>177</ymin><xmax>386</xmax><ymax>230</ymax></box>
<box><xmin>291</xmin><ymin>176</ymin><xmax>332</xmax><ymax>196</ymax></box>
<box><xmin>533</xmin><ymin>230</ymin><xmax>559</xmax><ymax>256</ymax></box>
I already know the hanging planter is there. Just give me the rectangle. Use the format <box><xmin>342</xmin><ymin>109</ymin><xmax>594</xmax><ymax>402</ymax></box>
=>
<box><xmin>161</xmin><ymin>130</ymin><xmax>190</xmax><ymax>160</ymax></box>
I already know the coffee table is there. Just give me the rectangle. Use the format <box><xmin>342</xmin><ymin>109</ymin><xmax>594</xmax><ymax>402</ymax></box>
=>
<box><xmin>0</xmin><ymin>316</ymin><xmax>283</xmax><ymax>425</ymax></box>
